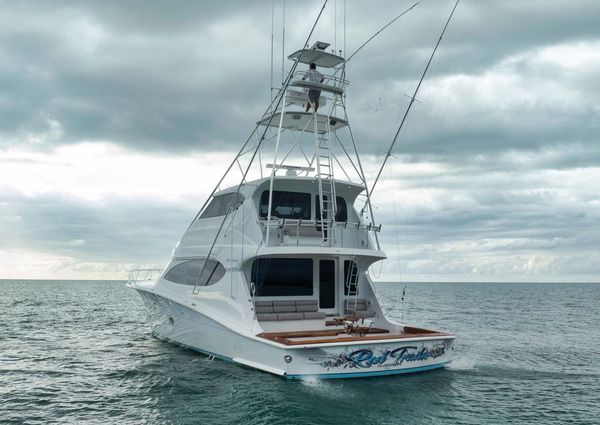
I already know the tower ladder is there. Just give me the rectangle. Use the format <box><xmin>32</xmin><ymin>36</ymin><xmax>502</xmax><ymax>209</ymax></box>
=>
<box><xmin>314</xmin><ymin>116</ymin><xmax>337</xmax><ymax>246</ymax></box>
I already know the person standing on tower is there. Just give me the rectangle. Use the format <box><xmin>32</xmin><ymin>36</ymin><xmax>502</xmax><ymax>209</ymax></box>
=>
<box><xmin>302</xmin><ymin>63</ymin><xmax>324</xmax><ymax>112</ymax></box>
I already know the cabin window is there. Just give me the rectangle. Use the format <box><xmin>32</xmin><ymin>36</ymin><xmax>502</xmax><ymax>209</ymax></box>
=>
<box><xmin>164</xmin><ymin>259</ymin><xmax>226</xmax><ymax>286</ymax></box>
<box><xmin>344</xmin><ymin>260</ymin><xmax>359</xmax><ymax>295</ymax></box>
<box><xmin>251</xmin><ymin>258</ymin><xmax>313</xmax><ymax>296</ymax></box>
<box><xmin>259</xmin><ymin>190</ymin><xmax>311</xmax><ymax>219</ymax></box>
<box><xmin>200</xmin><ymin>193</ymin><xmax>244</xmax><ymax>219</ymax></box>
<box><xmin>316</xmin><ymin>195</ymin><xmax>348</xmax><ymax>222</ymax></box>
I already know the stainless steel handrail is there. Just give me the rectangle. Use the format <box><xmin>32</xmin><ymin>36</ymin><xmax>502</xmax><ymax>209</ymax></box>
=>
<box><xmin>291</xmin><ymin>71</ymin><xmax>349</xmax><ymax>89</ymax></box>
<box><xmin>128</xmin><ymin>268</ymin><xmax>163</xmax><ymax>286</ymax></box>
<box><xmin>258</xmin><ymin>218</ymin><xmax>380</xmax><ymax>248</ymax></box>
<box><xmin>258</xmin><ymin>218</ymin><xmax>380</xmax><ymax>231</ymax></box>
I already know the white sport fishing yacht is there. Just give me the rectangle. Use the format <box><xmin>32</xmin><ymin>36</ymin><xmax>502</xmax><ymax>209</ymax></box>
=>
<box><xmin>129</xmin><ymin>5</ymin><xmax>458</xmax><ymax>378</ymax></box>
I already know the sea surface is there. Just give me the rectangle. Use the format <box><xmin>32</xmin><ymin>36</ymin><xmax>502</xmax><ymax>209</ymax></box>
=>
<box><xmin>1</xmin><ymin>280</ymin><xmax>599</xmax><ymax>424</ymax></box>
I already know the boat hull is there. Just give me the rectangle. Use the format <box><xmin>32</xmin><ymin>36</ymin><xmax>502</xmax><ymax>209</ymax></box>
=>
<box><xmin>135</xmin><ymin>288</ymin><xmax>454</xmax><ymax>379</ymax></box>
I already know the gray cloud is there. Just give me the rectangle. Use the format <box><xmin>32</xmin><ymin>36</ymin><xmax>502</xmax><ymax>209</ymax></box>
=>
<box><xmin>0</xmin><ymin>0</ymin><xmax>272</xmax><ymax>150</ymax></box>
<box><xmin>0</xmin><ymin>190</ymin><xmax>193</xmax><ymax>263</ymax></box>
<box><xmin>2</xmin><ymin>0</ymin><xmax>599</xmax><ymax>156</ymax></box>
<box><xmin>1</xmin><ymin>1</ymin><xmax>600</xmax><ymax>280</ymax></box>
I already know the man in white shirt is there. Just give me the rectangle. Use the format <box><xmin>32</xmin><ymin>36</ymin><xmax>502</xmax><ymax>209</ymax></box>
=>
<box><xmin>302</xmin><ymin>63</ymin><xmax>325</xmax><ymax>112</ymax></box>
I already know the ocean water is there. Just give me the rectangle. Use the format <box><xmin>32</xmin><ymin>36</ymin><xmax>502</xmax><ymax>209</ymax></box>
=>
<box><xmin>1</xmin><ymin>280</ymin><xmax>599</xmax><ymax>425</ymax></box>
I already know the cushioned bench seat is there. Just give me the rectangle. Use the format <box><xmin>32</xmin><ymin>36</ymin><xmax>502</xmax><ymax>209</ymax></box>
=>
<box><xmin>255</xmin><ymin>300</ymin><xmax>326</xmax><ymax>321</ymax></box>
<box><xmin>344</xmin><ymin>299</ymin><xmax>375</xmax><ymax>318</ymax></box>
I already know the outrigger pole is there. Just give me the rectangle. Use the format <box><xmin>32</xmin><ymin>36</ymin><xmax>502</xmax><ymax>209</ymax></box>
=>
<box><xmin>362</xmin><ymin>0</ymin><xmax>460</xmax><ymax>213</ymax></box>
<box><xmin>187</xmin><ymin>1</ymin><xmax>328</xmax><ymax>230</ymax></box>
<box><xmin>192</xmin><ymin>0</ymin><xmax>329</xmax><ymax>294</ymax></box>
<box><xmin>330</xmin><ymin>1</ymin><xmax>420</xmax><ymax>245</ymax></box>
<box><xmin>344</xmin><ymin>2</ymin><xmax>420</xmax><ymax>65</ymax></box>
<box><xmin>331</xmin><ymin>2</ymin><xmax>419</xmax><ymax>85</ymax></box>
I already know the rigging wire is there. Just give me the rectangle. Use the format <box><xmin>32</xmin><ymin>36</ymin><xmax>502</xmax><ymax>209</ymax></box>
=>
<box><xmin>401</xmin><ymin>284</ymin><xmax>406</xmax><ymax>322</ymax></box>
<box><xmin>363</xmin><ymin>0</ymin><xmax>461</xmax><ymax>214</ymax></box>
<box><xmin>436</xmin><ymin>1</ymin><xmax>471</xmax><ymax>145</ymax></box>
<box><xmin>371</xmin><ymin>260</ymin><xmax>384</xmax><ymax>279</ymax></box>
<box><xmin>343</xmin><ymin>0</ymin><xmax>346</xmax><ymax>60</ymax></box>
<box><xmin>193</xmin><ymin>0</ymin><xmax>330</xmax><ymax>293</ymax></box>
<box><xmin>390</xmin><ymin>165</ymin><xmax>399</xmax><ymax>267</ymax></box>
<box><xmin>186</xmin><ymin>2</ymin><xmax>322</xmax><ymax>229</ymax></box>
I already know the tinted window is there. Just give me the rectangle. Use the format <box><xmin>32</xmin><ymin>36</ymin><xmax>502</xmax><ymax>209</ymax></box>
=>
<box><xmin>200</xmin><ymin>193</ymin><xmax>244</xmax><ymax>219</ymax></box>
<box><xmin>251</xmin><ymin>258</ymin><xmax>313</xmax><ymax>296</ymax></box>
<box><xmin>260</xmin><ymin>191</ymin><xmax>311</xmax><ymax>219</ymax></box>
<box><xmin>164</xmin><ymin>259</ymin><xmax>225</xmax><ymax>286</ymax></box>
<box><xmin>316</xmin><ymin>196</ymin><xmax>348</xmax><ymax>222</ymax></box>
<box><xmin>344</xmin><ymin>260</ymin><xmax>359</xmax><ymax>295</ymax></box>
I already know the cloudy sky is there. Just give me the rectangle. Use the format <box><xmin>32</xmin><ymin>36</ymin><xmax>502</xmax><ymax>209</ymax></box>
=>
<box><xmin>1</xmin><ymin>0</ymin><xmax>599</xmax><ymax>282</ymax></box>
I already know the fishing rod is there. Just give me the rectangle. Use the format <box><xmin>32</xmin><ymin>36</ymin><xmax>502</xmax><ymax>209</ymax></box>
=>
<box><xmin>362</xmin><ymin>0</ymin><xmax>460</xmax><ymax>215</ymax></box>
<box><xmin>193</xmin><ymin>0</ymin><xmax>329</xmax><ymax>293</ymax></box>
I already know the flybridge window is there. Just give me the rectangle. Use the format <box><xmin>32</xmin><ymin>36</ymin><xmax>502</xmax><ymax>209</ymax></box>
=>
<box><xmin>259</xmin><ymin>190</ymin><xmax>311</xmax><ymax>220</ymax></box>
<box><xmin>316</xmin><ymin>195</ymin><xmax>348</xmax><ymax>222</ymax></box>
<box><xmin>164</xmin><ymin>259</ymin><xmax>225</xmax><ymax>286</ymax></box>
<box><xmin>251</xmin><ymin>258</ymin><xmax>313</xmax><ymax>296</ymax></box>
<box><xmin>200</xmin><ymin>193</ymin><xmax>244</xmax><ymax>219</ymax></box>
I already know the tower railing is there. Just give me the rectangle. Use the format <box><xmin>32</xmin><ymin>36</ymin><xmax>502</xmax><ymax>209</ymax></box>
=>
<box><xmin>290</xmin><ymin>71</ymin><xmax>350</xmax><ymax>90</ymax></box>
<box><xmin>258</xmin><ymin>218</ymin><xmax>381</xmax><ymax>249</ymax></box>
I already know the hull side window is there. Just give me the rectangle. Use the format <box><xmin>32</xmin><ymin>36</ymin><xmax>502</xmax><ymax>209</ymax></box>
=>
<box><xmin>164</xmin><ymin>259</ymin><xmax>225</xmax><ymax>286</ymax></box>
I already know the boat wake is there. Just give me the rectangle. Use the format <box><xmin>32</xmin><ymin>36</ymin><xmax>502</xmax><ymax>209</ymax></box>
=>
<box><xmin>447</xmin><ymin>356</ymin><xmax>477</xmax><ymax>371</ymax></box>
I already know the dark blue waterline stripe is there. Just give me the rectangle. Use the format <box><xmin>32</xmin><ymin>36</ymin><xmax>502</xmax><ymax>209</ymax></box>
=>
<box><xmin>285</xmin><ymin>361</ymin><xmax>451</xmax><ymax>380</ymax></box>
<box><xmin>161</xmin><ymin>334</ymin><xmax>451</xmax><ymax>380</ymax></box>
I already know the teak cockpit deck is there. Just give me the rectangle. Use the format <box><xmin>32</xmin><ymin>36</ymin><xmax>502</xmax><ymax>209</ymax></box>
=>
<box><xmin>257</xmin><ymin>326</ymin><xmax>449</xmax><ymax>346</ymax></box>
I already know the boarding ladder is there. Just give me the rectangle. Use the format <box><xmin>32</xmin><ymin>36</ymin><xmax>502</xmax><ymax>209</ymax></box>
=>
<box><xmin>314</xmin><ymin>116</ymin><xmax>337</xmax><ymax>246</ymax></box>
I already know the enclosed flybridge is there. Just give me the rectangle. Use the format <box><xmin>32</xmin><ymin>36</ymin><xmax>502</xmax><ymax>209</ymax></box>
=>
<box><xmin>129</xmin><ymin>28</ymin><xmax>456</xmax><ymax>378</ymax></box>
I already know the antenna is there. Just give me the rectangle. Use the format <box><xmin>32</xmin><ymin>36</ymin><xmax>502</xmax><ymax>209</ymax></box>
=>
<box><xmin>334</xmin><ymin>0</ymin><xmax>337</xmax><ymax>52</ymax></box>
<box><xmin>343</xmin><ymin>0</ymin><xmax>346</xmax><ymax>61</ymax></box>
<box><xmin>193</xmin><ymin>0</ymin><xmax>330</xmax><ymax>294</ymax></box>
<box><xmin>281</xmin><ymin>0</ymin><xmax>286</xmax><ymax>86</ymax></box>
<box><xmin>270</xmin><ymin>0</ymin><xmax>275</xmax><ymax>102</ymax></box>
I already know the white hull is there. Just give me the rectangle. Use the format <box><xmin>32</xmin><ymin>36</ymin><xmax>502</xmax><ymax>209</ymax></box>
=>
<box><xmin>126</xmin><ymin>20</ymin><xmax>463</xmax><ymax>381</ymax></box>
<box><xmin>136</xmin><ymin>288</ymin><xmax>454</xmax><ymax>379</ymax></box>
